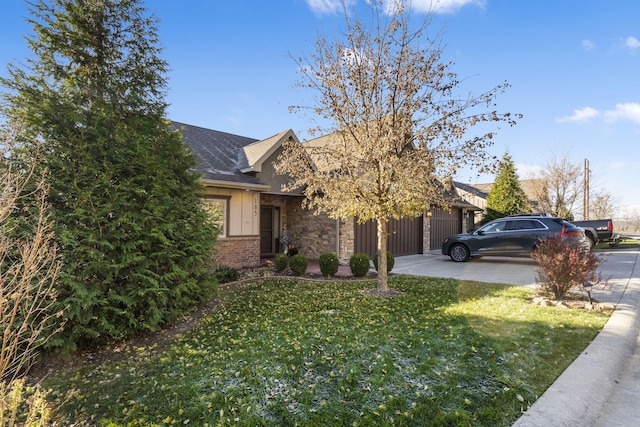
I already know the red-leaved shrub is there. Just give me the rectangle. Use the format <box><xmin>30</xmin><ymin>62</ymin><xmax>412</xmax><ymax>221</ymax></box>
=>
<box><xmin>531</xmin><ymin>237</ymin><xmax>602</xmax><ymax>300</ymax></box>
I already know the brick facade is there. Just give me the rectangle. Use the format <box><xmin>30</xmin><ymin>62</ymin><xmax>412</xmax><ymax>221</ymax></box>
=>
<box><xmin>213</xmin><ymin>236</ymin><xmax>260</xmax><ymax>269</ymax></box>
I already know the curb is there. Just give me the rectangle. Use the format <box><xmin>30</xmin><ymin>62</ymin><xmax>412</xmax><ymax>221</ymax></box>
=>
<box><xmin>513</xmin><ymin>252</ymin><xmax>640</xmax><ymax>426</ymax></box>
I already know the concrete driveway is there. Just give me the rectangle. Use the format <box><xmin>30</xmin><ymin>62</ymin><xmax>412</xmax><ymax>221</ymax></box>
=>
<box><xmin>394</xmin><ymin>246</ymin><xmax>640</xmax><ymax>426</ymax></box>
<box><xmin>393</xmin><ymin>248</ymin><xmax>636</xmax><ymax>305</ymax></box>
<box><xmin>393</xmin><ymin>251</ymin><xmax>539</xmax><ymax>287</ymax></box>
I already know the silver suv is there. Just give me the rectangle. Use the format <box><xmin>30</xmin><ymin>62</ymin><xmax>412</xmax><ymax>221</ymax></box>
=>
<box><xmin>441</xmin><ymin>214</ymin><xmax>590</xmax><ymax>262</ymax></box>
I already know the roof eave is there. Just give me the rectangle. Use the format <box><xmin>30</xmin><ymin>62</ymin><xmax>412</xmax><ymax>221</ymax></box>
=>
<box><xmin>200</xmin><ymin>178</ymin><xmax>271</xmax><ymax>192</ymax></box>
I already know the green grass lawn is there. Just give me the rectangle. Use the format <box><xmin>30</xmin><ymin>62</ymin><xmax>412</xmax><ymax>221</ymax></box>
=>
<box><xmin>595</xmin><ymin>235</ymin><xmax>640</xmax><ymax>250</ymax></box>
<box><xmin>43</xmin><ymin>276</ymin><xmax>610</xmax><ymax>426</ymax></box>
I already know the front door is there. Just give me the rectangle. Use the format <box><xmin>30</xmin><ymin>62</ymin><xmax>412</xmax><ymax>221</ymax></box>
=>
<box><xmin>260</xmin><ymin>206</ymin><xmax>282</xmax><ymax>257</ymax></box>
<box><xmin>260</xmin><ymin>206</ymin><xmax>274</xmax><ymax>256</ymax></box>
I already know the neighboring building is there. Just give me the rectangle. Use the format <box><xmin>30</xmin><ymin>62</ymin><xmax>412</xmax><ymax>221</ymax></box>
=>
<box><xmin>175</xmin><ymin>121</ymin><xmax>479</xmax><ymax>268</ymax></box>
<box><xmin>453</xmin><ymin>181</ymin><xmax>490</xmax><ymax>212</ymax></box>
<box><xmin>454</xmin><ymin>179</ymin><xmax>544</xmax><ymax>216</ymax></box>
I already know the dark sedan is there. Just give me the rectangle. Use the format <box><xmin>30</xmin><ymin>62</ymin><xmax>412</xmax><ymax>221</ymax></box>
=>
<box><xmin>441</xmin><ymin>215</ymin><xmax>590</xmax><ymax>262</ymax></box>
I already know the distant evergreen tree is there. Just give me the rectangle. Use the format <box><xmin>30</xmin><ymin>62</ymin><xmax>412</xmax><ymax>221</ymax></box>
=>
<box><xmin>483</xmin><ymin>152</ymin><xmax>529</xmax><ymax>222</ymax></box>
<box><xmin>0</xmin><ymin>0</ymin><xmax>217</xmax><ymax>350</ymax></box>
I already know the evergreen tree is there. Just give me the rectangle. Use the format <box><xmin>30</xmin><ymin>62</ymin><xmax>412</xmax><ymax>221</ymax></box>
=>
<box><xmin>0</xmin><ymin>0</ymin><xmax>217</xmax><ymax>350</ymax></box>
<box><xmin>484</xmin><ymin>152</ymin><xmax>529</xmax><ymax>221</ymax></box>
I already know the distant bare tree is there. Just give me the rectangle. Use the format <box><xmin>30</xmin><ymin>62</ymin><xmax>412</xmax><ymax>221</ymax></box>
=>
<box><xmin>589</xmin><ymin>190</ymin><xmax>616</xmax><ymax>219</ymax></box>
<box><xmin>618</xmin><ymin>208</ymin><xmax>640</xmax><ymax>234</ymax></box>
<box><xmin>527</xmin><ymin>152</ymin><xmax>583</xmax><ymax>218</ymax></box>
<box><xmin>275</xmin><ymin>1</ymin><xmax>518</xmax><ymax>292</ymax></box>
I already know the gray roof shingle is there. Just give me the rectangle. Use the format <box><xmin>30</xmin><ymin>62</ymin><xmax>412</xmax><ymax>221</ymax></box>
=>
<box><xmin>171</xmin><ymin>121</ymin><xmax>266</xmax><ymax>186</ymax></box>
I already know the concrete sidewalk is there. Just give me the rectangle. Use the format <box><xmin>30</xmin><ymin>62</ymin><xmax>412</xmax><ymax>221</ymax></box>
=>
<box><xmin>513</xmin><ymin>247</ymin><xmax>640</xmax><ymax>427</ymax></box>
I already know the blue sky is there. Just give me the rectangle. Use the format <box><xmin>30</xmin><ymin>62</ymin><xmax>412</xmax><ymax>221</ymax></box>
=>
<box><xmin>1</xmin><ymin>0</ymin><xmax>639</xmax><ymax>216</ymax></box>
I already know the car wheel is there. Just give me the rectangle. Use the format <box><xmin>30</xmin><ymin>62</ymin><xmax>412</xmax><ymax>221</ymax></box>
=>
<box><xmin>449</xmin><ymin>244</ymin><xmax>470</xmax><ymax>262</ymax></box>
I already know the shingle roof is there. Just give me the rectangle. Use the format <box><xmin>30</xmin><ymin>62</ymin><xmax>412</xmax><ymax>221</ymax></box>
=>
<box><xmin>171</xmin><ymin>121</ymin><xmax>266</xmax><ymax>186</ymax></box>
<box><xmin>453</xmin><ymin>181</ymin><xmax>489</xmax><ymax>198</ymax></box>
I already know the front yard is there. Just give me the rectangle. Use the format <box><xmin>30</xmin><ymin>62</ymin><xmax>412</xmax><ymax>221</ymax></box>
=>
<box><xmin>43</xmin><ymin>276</ymin><xmax>609</xmax><ymax>426</ymax></box>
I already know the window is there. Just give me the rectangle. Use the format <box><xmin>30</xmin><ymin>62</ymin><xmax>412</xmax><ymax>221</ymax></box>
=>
<box><xmin>203</xmin><ymin>198</ymin><xmax>228</xmax><ymax>237</ymax></box>
<box><xmin>507</xmin><ymin>220</ymin><xmax>546</xmax><ymax>231</ymax></box>
<box><xmin>507</xmin><ymin>220</ymin><xmax>529</xmax><ymax>230</ymax></box>
<box><xmin>481</xmin><ymin>220</ymin><xmax>507</xmax><ymax>233</ymax></box>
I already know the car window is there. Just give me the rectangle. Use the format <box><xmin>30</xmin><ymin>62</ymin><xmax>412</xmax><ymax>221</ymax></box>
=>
<box><xmin>507</xmin><ymin>220</ymin><xmax>545</xmax><ymax>230</ymax></box>
<box><xmin>481</xmin><ymin>220</ymin><xmax>507</xmax><ymax>232</ymax></box>
<box><xmin>530</xmin><ymin>220</ymin><xmax>546</xmax><ymax>229</ymax></box>
<box><xmin>507</xmin><ymin>220</ymin><xmax>525</xmax><ymax>230</ymax></box>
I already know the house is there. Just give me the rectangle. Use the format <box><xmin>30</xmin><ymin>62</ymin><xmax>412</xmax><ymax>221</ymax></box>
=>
<box><xmin>174</xmin><ymin>121</ymin><xmax>479</xmax><ymax>268</ymax></box>
<box><xmin>454</xmin><ymin>179</ymin><xmax>544</xmax><ymax>215</ymax></box>
<box><xmin>453</xmin><ymin>181</ymin><xmax>490</xmax><ymax>213</ymax></box>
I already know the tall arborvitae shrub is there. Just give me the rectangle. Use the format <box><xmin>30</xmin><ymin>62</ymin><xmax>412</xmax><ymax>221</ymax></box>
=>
<box><xmin>483</xmin><ymin>152</ymin><xmax>529</xmax><ymax>223</ymax></box>
<box><xmin>0</xmin><ymin>0</ymin><xmax>217</xmax><ymax>350</ymax></box>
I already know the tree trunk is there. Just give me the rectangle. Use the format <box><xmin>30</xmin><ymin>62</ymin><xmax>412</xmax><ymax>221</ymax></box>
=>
<box><xmin>376</xmin><ymin>218</ymin><xmax>388</xmax><ymax>291</ymax></box>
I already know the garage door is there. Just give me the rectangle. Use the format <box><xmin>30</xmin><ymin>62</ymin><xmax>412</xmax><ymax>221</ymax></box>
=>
<box><xmin>354</xmin><ymin>216</ymin><xmax>423</xmax><ymax>258</ymax></box>
<box><xmin>430</xmin><ymin>207</ymin><xmax>462</xmax><ymax>249</ymax></box>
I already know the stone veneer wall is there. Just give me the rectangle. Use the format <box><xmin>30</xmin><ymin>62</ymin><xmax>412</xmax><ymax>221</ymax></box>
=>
<box><xmin>213</xmin><ymin>236</ymin><xmax>261</xmax><ymax>268</ymax></box>
<box><xmin>338</xmin><ymin>218</ymin><xmax>355</xmax><ymax>263</ymax></box>
<box><xmin>285</xmin><ymin>199</ymin><xmax>337</xmax><ymax>260</ymax></box>
<box><xmin>423</xmin><ymin>213</ymin><xmax>432</xmax><ymax>252</ymax></box>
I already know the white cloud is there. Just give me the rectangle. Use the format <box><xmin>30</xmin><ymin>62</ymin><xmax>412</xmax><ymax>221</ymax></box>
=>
<box><xmin>556</xmin><ymin>107</ymin><xmax>600</xmax><ymax>123</ymax></box>
<box><xmin>408</xmin><ymin>0</ymin><xmax>485</xmax><ymax>14</ymax></box>
<box><xmin>582</xmin><ymin>39</ymin><xmax>595</xmax><ymax>50</ymax></box>
<box><xmin>626</xmin><ymin>36</ymin><xmax>640</xmax><ymax>49</ymax></box>
<box><xmin>557</xmin><ymin>103</ymin><xmax>640</xmax><ymax>125</ymax></box>
<box><xmin>603</xmin><ymin>103</ymin><xmax>640</xmax><ymax>124</ymax></box>
<box><xmin>306</xmin><ymin>0</ymin><xmax>356</xmax><ymax>15</ymax></box>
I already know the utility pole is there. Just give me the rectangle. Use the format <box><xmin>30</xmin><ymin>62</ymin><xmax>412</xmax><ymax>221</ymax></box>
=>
<box><xmin>583</xmin><ymin>158</ymin><xmax>590</xmax><ymax>220</ymax></box>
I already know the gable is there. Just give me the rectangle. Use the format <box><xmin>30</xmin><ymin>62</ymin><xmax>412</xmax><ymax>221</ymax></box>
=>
<box><xmin>256</xmin><ymin>143</ymin><xmax>305</xmax><ymax>196</ymax></box>
<box><xmin>239</xmin><ymin>129</ymin><xmax>298</xmax><ymax>173</ymax></box>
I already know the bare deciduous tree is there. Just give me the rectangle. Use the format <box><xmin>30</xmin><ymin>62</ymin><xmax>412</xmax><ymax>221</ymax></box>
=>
<box><xmin>589</xmin><ymin>190</ymin><xmax>616</xmax><ymax>219</ymax></box>
<box><xmin>527</xmin><ymin>152</ymin><xmax>583</xmax><ymax>219</ymax></box>
<box><xmin>0</xmin><ymin>121</ymin><xmax>64</xmax><ymax>382</ymax></box>
<box><xmin>275</xmin><ymin>1</ymin><xmax>518</xmax><ymax>292</ymax></box>
<box><xmin>620</xmin><ymin>208</ymin><xmax>640</xmax><ymax>233</ymax></box>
